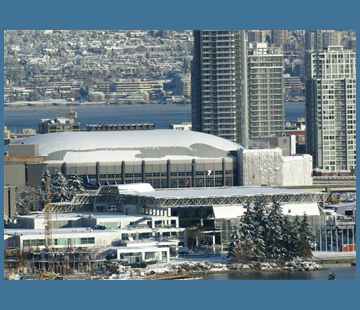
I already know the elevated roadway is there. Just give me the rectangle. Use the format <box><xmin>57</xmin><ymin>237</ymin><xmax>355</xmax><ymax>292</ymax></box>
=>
<box><xmin>281</xmin><ymin>178</ymin><xmax>356</xmax><ymax>193</ymax></box>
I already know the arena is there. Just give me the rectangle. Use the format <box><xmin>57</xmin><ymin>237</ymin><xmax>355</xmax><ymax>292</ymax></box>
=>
<box><xmin>5</xmin><ymin>129</ymin><xmax>312</xmax><ymax>188</ymax></box>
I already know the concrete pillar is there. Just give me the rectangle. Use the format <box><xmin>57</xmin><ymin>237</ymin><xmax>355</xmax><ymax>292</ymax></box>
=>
<box><xmin>330</xmin><ymin>229</ymin><xmax>333</xmax><ymax>252</ymax></box>
<box><xmin>192</xmin><ymin>159</ymin><xmax>196</xmax><ymax>187</ymax></box>
<box><xmin>336</xmin><ymin>229</ymin><xmax>339</xmax><ymax>252</ymax></box>
<box><xmin>141</xmin><ymin>160</ymin><xmax>146</xmax><ymax>183</ymax></box>
<box><xmin>96</xmin><ymin>162</ymin><xmax>100</xmax><ymax>185</ymax></box>
<box><xmin>61</xmin><ymin>162</ymin><xmax>67</xmax><ymax>177</ymax></box>
<box><xmin>222</xmin><ymin>158</ymin><xmax>226</xmax><ymax>186</ymax></box>
<box><xmin>183</xmin><ymin>230</ymin><xmax>188</xmax><ymax>247</ymax></box>
<box><xmin>167</xmin><ymin>159</ymin><xmax>171</xmax><ymax>188</ymax></box>
<box><xmin>166</xmin><ymin>249</ymin><xmax>170</xmax><ymax>263</ymax></box>
<box><xmin>121</xmin><ymin>161</ymin><xmax>125</xmax><ymax>184</ymax></box>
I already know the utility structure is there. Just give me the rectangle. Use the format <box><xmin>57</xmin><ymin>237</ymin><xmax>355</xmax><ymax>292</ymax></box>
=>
<box><xmin>44</xmin><ymin>177</ymin><xmax>53</xmax><ymax>248</ymax></box>
<box><xmin>49</xmin><ymin>104</ymin><xmax>78</xmax><ymax>131</ymax></box>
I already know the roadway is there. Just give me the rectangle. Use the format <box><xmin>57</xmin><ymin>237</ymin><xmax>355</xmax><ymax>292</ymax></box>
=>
<box><xmin>281</xmin><ymin>178</ymin><xmax>356</xmax><ymax>193</ymax></box>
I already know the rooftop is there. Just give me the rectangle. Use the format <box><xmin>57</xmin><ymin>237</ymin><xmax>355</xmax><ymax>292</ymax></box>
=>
<box><xmin>9</xmin><ymin>130</ymin><xmax>242</xmax><ymax>163</ymax></box>
<box><xmin>123</xmin><ymin>186</ymin><xmax>327</xmax><ymax>207</ymax></box>
<box><xmin>135</xmin><ymin>186</ymin><xmax>324</xmax><ymax>198</ymax></box>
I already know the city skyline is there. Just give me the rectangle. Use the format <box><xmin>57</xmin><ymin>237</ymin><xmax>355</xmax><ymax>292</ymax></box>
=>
<box><xmin>3</xmin><ymin>28</ymin><xmax>356</xmax><ymax>282</ymax></box>
<box><xmin>4</xmin><ymin>29</ymin><xmax>356</xmax><ymax>174</ymax></box>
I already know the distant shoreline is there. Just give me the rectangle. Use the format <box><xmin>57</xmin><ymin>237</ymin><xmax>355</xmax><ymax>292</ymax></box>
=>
<box><xmin>4</xmin><ymin>101</ymin><xmax>191</xmax><ymax>108</ymax></box>
<box><xmin>4</xmin><ymin>100</ymin><xmax>303</xmax><ymax>108</ymax></box>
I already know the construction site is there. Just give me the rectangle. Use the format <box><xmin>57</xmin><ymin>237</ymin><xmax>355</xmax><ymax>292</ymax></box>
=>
<box><xmin>4</xmin><ymin>247</ymin><xmax>116</xmax><ymax>279</ymax></box>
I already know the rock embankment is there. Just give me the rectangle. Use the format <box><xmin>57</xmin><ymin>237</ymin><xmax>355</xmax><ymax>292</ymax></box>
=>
<box><xmin>228</xmin><ymin>260</ymin><xmax>324</xmax><ymax>272</ymax></box>
<box><xmin>109</xmin><ymin>259</ymin><xmax>325</xmax><ymax>280</ymax></box>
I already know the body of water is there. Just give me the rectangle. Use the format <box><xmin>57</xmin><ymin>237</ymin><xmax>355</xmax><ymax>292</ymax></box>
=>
<box><xmin>202</xmin><ymin>264</ymin><xmax>355</xmax><ymax>280</ymax></box>
<box><xmin>4</xmin><ymin>102</ymin><xmax>305</xmax><ymax>132</ymax></box>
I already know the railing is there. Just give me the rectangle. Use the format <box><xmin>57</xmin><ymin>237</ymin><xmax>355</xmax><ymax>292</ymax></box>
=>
<box><xmin>313</xmin><ymin>176</ymin><xmax>356</xmax><ymax>180</ymax></box>
<box><xmin>125</xmin><ymin>224</ymin><xmax>151</xmax><ymax>229</ymax></box>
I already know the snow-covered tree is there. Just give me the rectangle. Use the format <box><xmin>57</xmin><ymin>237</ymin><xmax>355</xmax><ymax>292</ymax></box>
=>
<box><xmin>298</xmin><ymin>213</ymin><xmax>315</xmax><ymax>258</ymax></box>
<box><xmin>68</xmin><ymin>172</ymin><xmax>86</xmax><ymax>199</ymax></box>
<box><xmin>51</xmin><ymin>170</ymin><xmax>70</xmax><ymax>202</ymax></box>
<box><xmin>292</xmin><ymin>215</ymin><xmax>301</xmax><ymax>257</ymax></box>
<box><xmin>15</xmin><ymin>187</ymin><xmax>42</xmax><ymax>215</ymax></box>
<box><xmin>265</xmin><ymin>200</ymin><xmax>284</xmax><ymax>260</ymax></box>
<box><xmin>239</xmin><ymin>202</ymin><xmax>255</xmax><ymax>234</ymax></box>
<box><xmin>240</xmin><ymin>231</ymin><xmax>254</xmax><ymax>263</ymax></box>
<box><xmin>227</xmin><ymin>230</ymin><xmax>242</xmax><ymax>262</ymax></box>
<box><xmin>252</xmin><ymin>225</ymin><xmax>266</xmax><ymax>262</ymax></box>
<box><xmin>282</xmin><ymin>211</ymin><xmax>297</xmax><ymax>260</ymax></box>
<box><xmin>41</xmin><ymin>169</ymin><xmax>52</xmax><ymax>191</ymax></box>
<box><xmin>252</xmin><ymin>198</ymin><xmax>268</xmax><ymax>231</ymax></box>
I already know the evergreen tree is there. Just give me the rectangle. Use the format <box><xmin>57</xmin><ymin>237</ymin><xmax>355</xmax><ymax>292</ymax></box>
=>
<box><xmin>292</xmin><ymin>215</ymin><xmax>301</xmax><ymax>257</ymax></box>
<box><xmin>239</xmin><ymin>202</ymin><xmax>255</xmax><ymax>234</ymax></box>
<box><xmin>282</xmin><ymin>211</ymin><xmax>297</xmax><ymax>261</ymax></box>
<box><xmin>252</xmin><ymin>198</ymin><xmax>268</xmax><ymax>231</ymax></box>
<box><xmin>41</xmin><ymin>169</ymin><xmax>52</xmax><ymax>191</ymax></box>
<box><xmin>265</xmin><ymin>200</ymin><xmax>284</xmax><ymax>260</ymax></box>
<box><xmin>252</xmin><ymin>225</ymin><xmax>266</xmax><ymax>262</ymax></box>
<box><xmin>51</xmin><ymin>170</ymin><xmax>70</xmax><ymax>202</ymax></box>
<box><xmin>238</xmin><ymin>202</ymin><xmax>256</xmax><ymax>261</ymax></box>
<box><xmin>241</xmin><ymin>231</ymin><xmax>254</xmax><ymax>262</ymax></box>
<box><xmin>298</xmin><ymin>213</ymin><xmax>315</xmax><ymax>258</ymax></box>
<box><xmin>251</xmin><ymin>199</ymin><xmax>267</xmax><ymax>262</ymax></box>
<box><xmin>68</xmin><ymin>172</ymin><xmax>86</xmax><ymax>199</ymax></box>
<box><xmin>227</xmin><ymin>230</ymin><xmax>242</xmax><ymax>262</ymax></box>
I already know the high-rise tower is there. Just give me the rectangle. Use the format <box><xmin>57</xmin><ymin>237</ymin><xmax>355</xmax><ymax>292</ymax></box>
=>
<box><xmin>305</xmin><ymin>46</ymin><xmax>356</xmax><ymax>173</ymax></box>
<box><xmin>191</xmin><ymin>30</ymin><xmax>248</xmax><ymax>146</ymax></box>
<box><xmin>305</xmin><ymin>30</ymin><xmax>323</xmax><ymax>51</ymax></box>
<box><xmin>247</xmin><ymin>43</ymin><xmax>284</xmax><ymax>139</ymax></box>
<box><xmin>270</xmin><ymin>30</ymin><xmax>288</xmax><ymax>47</ymax></box>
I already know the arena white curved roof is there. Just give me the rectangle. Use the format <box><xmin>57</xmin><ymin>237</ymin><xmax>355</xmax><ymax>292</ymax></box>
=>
<box><xmin>10</xmin><ymin>130</ymin><xmax>242</xmax><ymax>163</ymax></box>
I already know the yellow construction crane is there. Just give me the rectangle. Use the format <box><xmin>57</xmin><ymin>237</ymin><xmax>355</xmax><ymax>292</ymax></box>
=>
<box><xmin>44</xmin><ymin>177</ymin><xmax>53</xmax><ymax>248</ymax></box>
<box><xmin>49</xmin><ymin>104</ymin><xmax>78</xmax><ymax>131</ymax></box>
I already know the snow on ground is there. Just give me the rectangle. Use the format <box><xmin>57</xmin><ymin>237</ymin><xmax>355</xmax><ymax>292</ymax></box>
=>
<box><xmin>108</xmin><ymin>251</ymin><xmax>351</xmax><ymax>280</ymax></box>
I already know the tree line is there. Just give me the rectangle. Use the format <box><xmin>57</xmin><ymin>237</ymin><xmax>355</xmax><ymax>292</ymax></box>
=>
<box><xmin>227</xmin><ymin>199</ymin><xmax>315</xmax><ymax>263</ymax></box>
<box><xmin>41</xmin><ymin>169</ymin><xmax>86</xmax><ymax>203</ymax></box>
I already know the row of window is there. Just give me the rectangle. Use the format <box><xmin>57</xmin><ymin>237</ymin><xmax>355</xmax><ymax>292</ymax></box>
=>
<box><xmin>23</xmin><ymin>237</ymin><xmax>95</xmax><ymax>247</ymax></box>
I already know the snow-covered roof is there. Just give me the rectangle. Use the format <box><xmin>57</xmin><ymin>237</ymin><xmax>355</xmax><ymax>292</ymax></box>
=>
<box><xmin>9</xmin><ymin>130</ymin><xmax>242</xmax><ymax>163</ymax></box>
<box><xmin>134</xmin><ymin>187</ymin><xmax>323</xmax><ymax>199</ymax></box>
<box><xmin>99</xmin><ymin>183</ymin><xmax>155</xmax><ymax>195</ymax></box>
<box><xmin>282</xmin><ymin>203</ymin><xmax>320</xmax><ymax>216</ymax></box>
<box><xmin>212</xmin><ymin>202</ymin><xmax>320</xmax><ymax>219</ymax></box>
<box><xmin>213</xmin><ymin>205</ymin><xmax>244</xmax><ymax>219</ymax></box>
